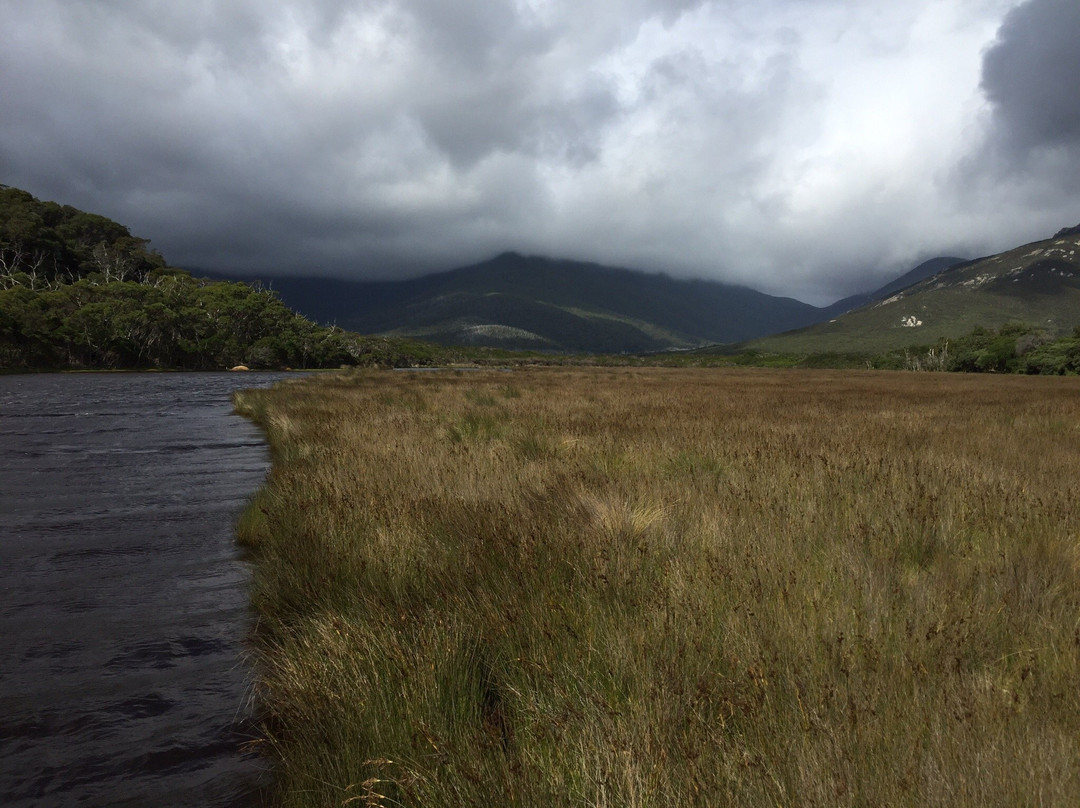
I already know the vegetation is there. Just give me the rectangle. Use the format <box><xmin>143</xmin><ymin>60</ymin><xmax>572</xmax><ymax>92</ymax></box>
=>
<box><xmin>0</xmin><ymin>185</ymin><xmax>450</xmax><ymax>370</ymax></box>
<box><xmin>235</xmin><ymin>367</ymin><xmax>1080</xmax><ymax>807</ymax></box>
<box><xmin>718</xmin><ymin>323</ymin><xmax>1080</xmax><ymax>375</ymax></box>
<box><xmin>913</xmin><ymin>323</ymin><xmax>1080</xmax><ymax>375</ymax></box>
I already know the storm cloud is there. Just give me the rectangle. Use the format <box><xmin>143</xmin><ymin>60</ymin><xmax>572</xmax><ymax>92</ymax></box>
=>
<box><xmin>2</xmin><ymin>0</ymin><xmax>1076</xmax><ymax>303</ymax></box>
<box><xmin>982</xmin><ymin>0</ymin><xmax>1080</xmax><ymax>156</ymax></box>
<box><xmin>969</xmin><ymin>0</ymin><xmax>1080</xmax><ymax>207</ymax></box>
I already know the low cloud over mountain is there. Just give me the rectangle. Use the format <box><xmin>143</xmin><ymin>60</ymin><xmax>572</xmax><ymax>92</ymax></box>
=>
<box><xmin>2</xmin><ymin>1</ymin><xmax>1077</xmax><ymax>304</ymax></box>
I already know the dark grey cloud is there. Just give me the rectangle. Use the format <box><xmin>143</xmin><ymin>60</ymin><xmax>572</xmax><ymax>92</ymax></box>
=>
<box><xmin>981</xmin><ymin>0</ymin><xmax>1080</xmax><ymax>158</ymax></box>
<box><xmin>946</xmin><ymin>0</ymin><xmax>1080</xmax><ymax>256</ymax></box>
<box><xmin>4</xmin><ymin>0</ymin><xmax>1075</xmax><ymax>303</ymax></box>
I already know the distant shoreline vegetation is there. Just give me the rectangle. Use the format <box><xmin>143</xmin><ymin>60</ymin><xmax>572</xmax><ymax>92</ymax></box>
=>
<box><xmin>0</xmin><ymin>185</ymin><xmax>448</xmax><ymax>371</ymax></box>
<box><xmin>713</xmin><ymin>323</ymin><xmax>1080</xmax><ymax>375</ymax></box>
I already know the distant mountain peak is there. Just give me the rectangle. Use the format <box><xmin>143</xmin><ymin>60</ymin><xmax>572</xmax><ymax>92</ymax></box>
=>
<box><xmin>234</xmin><ymin>253</ymin><xmax>838</xmax><ymax>352</ymax></box>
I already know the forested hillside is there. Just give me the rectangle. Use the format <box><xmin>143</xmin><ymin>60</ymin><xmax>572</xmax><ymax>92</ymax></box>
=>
<box><xmin>0</xmin><ymin>186</ymin><xmax>436</xmax><ymax>370</ymax></box>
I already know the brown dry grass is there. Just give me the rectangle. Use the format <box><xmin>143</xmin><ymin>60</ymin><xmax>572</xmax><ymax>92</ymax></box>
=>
<box><xmin>234</xmin><ymin>367</ymin><xmax>1080</xmax><ymax>807</ymax></box>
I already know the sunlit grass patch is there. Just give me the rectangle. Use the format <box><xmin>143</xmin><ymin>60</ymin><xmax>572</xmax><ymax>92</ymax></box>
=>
<box><xmin>447</xmin><ymin>410</ymin><xmax>505</xmax><ymax>444</ymax></box>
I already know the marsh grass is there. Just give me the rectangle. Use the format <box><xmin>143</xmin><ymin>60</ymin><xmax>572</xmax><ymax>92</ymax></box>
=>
<box><xmin>234</xmin><ymin>368</ymin><xmax>1080</xmax><ymax>807</ymax></box>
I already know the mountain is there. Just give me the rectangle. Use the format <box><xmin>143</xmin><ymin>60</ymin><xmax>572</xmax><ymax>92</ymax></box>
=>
<box><xmin>821</xmin><ymin>256</ymin><xmax>966</xmax><ymax>318</ymax></box>
<box><xmin>232</xmin><ymin>253</ymin><xmax>839</xmax><ymax>353</ymax></box>
<box><xmin>748</xmin><ymin>229</ymin><xmax>1080</xmax><ymax>355</ymax></box>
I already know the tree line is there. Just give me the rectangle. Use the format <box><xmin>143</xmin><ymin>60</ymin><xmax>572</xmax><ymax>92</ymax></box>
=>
<box><xmin>0</xmin><ymin>185</ymin><xmax>441</xmax><ymax>370</ymax></box>
<box><xmin>900</xmin><ymin>322</ymin><xmax>1080</xmax><ymax>375</ymax></box>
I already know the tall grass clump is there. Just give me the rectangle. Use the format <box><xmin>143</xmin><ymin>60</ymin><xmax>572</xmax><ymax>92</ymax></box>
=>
<box><xmin>236</xmin><ymin>367</ymin><xmax>1080</xmax><ymax>807</ymax></box>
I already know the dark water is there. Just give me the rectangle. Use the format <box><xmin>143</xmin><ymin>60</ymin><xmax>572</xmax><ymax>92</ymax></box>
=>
<box><xmin>0</xmin><ymin>372</ymin><xmax>296</xmax><ymax>807</ymax></box>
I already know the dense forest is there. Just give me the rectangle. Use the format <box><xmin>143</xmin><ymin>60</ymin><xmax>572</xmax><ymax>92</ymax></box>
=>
<box><xmin>0</xmin><ymin>185</ymin><xmax>443</xmax><ymax>370</ymax></box>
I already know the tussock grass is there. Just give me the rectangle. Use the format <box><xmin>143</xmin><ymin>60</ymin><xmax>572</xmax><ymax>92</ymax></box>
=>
<box><xmin>235</xmin><ymin>368</ymin><xmax>1080</xmax><ymax>807</ymax></box>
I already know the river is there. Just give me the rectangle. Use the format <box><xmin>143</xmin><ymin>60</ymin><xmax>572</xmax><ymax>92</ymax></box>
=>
<box><xmin>0</xmin><ymin>372</ymin><xmax>296</xmax><ymax>807</ymax></box>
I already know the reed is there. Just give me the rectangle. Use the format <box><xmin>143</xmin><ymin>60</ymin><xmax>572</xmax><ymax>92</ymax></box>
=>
<box><xmin>234</xmin><ymin>367</ymin><xmax>1080</xmax><ymax>807</ymax></box>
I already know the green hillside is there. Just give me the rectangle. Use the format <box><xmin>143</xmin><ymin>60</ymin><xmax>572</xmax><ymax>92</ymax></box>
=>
<box><xmin>0</xmin><ymin>185</ymin><xmax>447</xmax><ymax>370</ymax></box>
<box><xmin>748</xmin><ymin>228</ymin><xmax>1080</xmax><ymax>355</ymax></box>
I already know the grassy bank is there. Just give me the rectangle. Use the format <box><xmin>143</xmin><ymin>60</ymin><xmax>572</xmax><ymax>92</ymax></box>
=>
<box><xmin>234</xmin><ymin>368</ymin><xmax>1080</xmax><ymax>807</ymax></box>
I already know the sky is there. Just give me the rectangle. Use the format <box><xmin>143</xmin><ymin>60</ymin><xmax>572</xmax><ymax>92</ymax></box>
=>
<box><xmin>2</xmin><ymin>0</ymin><xmax>1079</xmax><ymax>304</ymax></box>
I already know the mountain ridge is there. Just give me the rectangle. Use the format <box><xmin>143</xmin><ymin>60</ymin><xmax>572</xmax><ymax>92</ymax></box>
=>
<box><xmin>224</xmin><ymin>251</ymin><xmax>962</xmax><ymax>353</ymax></box>
<box><xmin>748</xmin><ymin>228</ymin><xmax>1080</xmax><ymax>354</ymax></box>
<box><xmin>822</xmin><ymin>256</ymin><xmax>967</xmax><ymax>318</ymax></box>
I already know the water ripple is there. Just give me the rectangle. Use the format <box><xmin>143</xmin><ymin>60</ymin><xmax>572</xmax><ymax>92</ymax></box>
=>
<box><xmin>0</xmin><ymin>371</ymin><xmax>297</xmax><ymax>807</ymax></box>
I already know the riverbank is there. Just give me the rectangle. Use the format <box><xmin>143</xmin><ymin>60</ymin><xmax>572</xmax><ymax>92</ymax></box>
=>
<box><xmin>234</xmin><ymin>367</ymin><xmax>1080</xmax><ymax>807</ymax></box>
